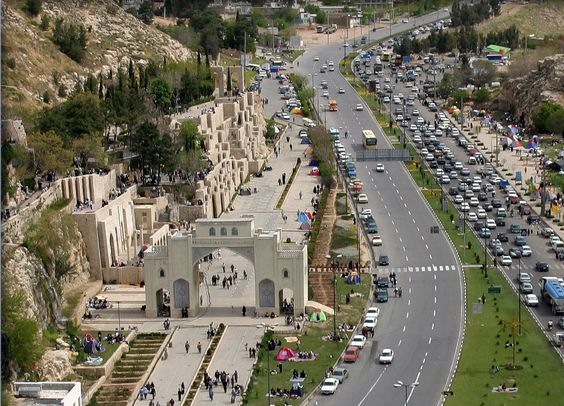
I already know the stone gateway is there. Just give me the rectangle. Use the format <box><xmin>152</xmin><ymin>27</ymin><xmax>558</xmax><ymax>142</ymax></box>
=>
<box><xmin>144</xmin><ymin>218</ymin><xmax>307</xmax><ymax>317</ymax></box>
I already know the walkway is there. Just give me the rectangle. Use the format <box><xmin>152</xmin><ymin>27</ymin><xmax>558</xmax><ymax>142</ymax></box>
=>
<box><xmin>192</xmin><ymin>326</ymin><xmax>263</xmax><ymax>405</ymax></box>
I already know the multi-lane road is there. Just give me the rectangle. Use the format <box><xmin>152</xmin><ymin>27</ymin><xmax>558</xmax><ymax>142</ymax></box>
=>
<box><xmin>297</xmin><ymin>10</ymin><xmax>464</xmax><ymax>406</ymax></box>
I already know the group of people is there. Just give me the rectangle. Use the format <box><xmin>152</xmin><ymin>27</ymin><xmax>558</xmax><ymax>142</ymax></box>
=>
<box><xmin>203</xmin><ymin>370</ymin><xmax>242</xmax><ymax>401</ymax></box>
<box><xmin>138</xmin><ymin>382</ymin><xmax>157</xmax><ymax>401</ymax></box>
<box><xmin>86</xmin><ymin>296</ymin><xmax>111</xmax><ymax>309</ymax></box>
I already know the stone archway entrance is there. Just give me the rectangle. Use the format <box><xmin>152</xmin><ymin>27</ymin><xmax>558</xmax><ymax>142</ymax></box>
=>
<box><xmin>143</xmin><ymin>218</ymin><xmax>308</xmax><ymax>318</ymax></box>
<box><xmin>155</xmin><ymin>288</ymin><xmax>170</xmax><ymax>317</ymax></box>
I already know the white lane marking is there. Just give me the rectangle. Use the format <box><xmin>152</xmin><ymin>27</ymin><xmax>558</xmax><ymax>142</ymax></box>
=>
<box><xmin>431</xmin><ymin>323</ymin><xmax>435</xmax><ymax>330</ymax></box>
<box><xmin>412</xmin><ymin>218</ymin><xmax>416</xmax><ymax>223</ymax></box>
<box><xmin>406</xmin><ymin>312</ymin><xmax>409</xmax><ymax>319</ymax></box>
<box><xmin>391</xmin><ymin>219</ymin><xmax>395</xmax><ymax>225</ymax></box>
<box><xmin>428</xmin><ymin>337</ymin><xmax>432</xmax><ymax>345</ymax></box>
<box><xmin>430</xmin><ymin>254</ymin><xmax>433</xmax><ymax>260</ymax></box>
<box><xmin>405</xmin><ymin>255</ymin><xmax>409</xmax><ymax>261</ymax></box>
<box><xmin>408</xmin><ymin>210</ymin><xmax>412</xmax><ymax>216</ymax></box>
<box><xmin>399</xmin><ymin>237</ymin><xmax>402</xmax><ymax>243</ymax></box>
<box><xmin>421</xmin><ymin>235</ymin><xmax>425</xmax><ymax>240</ymax></box>
<box><xmin>403</xmin><ymin>325</ymin><xmax>406</xmax><ymax>332</ymax></box>
<box><xmin>403</xmin><ymin>246</ymin><xmax>406</xmax><ymax>252</ymax></box>
<box><xmin>434</xmin><ymin>296</ymin><xmax>437</xmax><ymax>304</ymax></box>
<box><xmin>356</xmin><ymin>368</ymin><xmax>388</xmax><ymax>406</ymax></box>
<box><xmin>433</xmin><ymin>309</ymin><xmax>436</xmax><ymax>317</ymax></box>
<box><xmin>398</xmin><ymin>339</ymin><xmax>402</xmax><ymax>347</ymax></box>
<box><xmin>395</xmin><ymin>228</ymin><xmax>399</xmax><ymax>233</ymax></box>
<box><xmin>425</xmin><ymin>244</ymin><xmax>429</xmax><ymax>250</ymax></box>
<box><xmin>400</xmin><ymin>195</ymin><xmax>403</xmax><ymax>201</ymax></box>
<box><xmin>408</xmin><ymin>299</ymin><xmax>411</xmax><ymax>306</ymax></box>
<box><xmin>416</xmin><ymin>226</ymin><xmax>420</xmax><ymax>232</ymax></box>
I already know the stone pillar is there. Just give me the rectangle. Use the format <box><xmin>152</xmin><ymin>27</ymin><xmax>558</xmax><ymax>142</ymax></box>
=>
<box><xmin>211</xmin><ymin>66</ymin><xmax>225</xmax><ymax>97</ymax></box>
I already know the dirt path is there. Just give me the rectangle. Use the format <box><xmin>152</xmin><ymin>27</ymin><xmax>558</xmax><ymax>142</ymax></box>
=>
<box><xmin>312</xmin><ymin>187</ymin><xmax>337</xmax><ymax>265</ymax></box>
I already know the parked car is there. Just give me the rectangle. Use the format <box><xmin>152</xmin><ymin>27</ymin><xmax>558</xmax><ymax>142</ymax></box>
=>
<box><xmin>321</xmin><ymin>378</ymin><xmax>340</xmax><ymax>394</ymax></box>
<box><xmin>343</xmin><ymin>346</ymin><xmax>360</xmax><ymax>362</ymax></box>
<box><xmin>379</xmin><ymin>255</ymin><xmax>389</xmax><ymax>266</ymax></box>
<box><xmin>331</xmin><ymin>367</ymin><xmax>348</xmax><ymax>383</ymax></box>
<box><xmin>351</xmin><ymin>334</ymin><xmax>367</xmax><ymax>349</ymax></box>
<box><xmin>520</xmin><ymin>282</ymin><xmax>533</xmax><ymax>294</ymax></box>
<box><xmin>372</xmin><ymin>235</ymin><xmax>383</xmax><ymax>246</ymax></box>
<box><xmin>524</xmin><ymin>294</ymin><xmax>539</xmax><ymax>307</ymax></box>
<box><xmin>366</xmin><ymin>306</ymin><xmax>380</xmax><ymax>319</ymax></box>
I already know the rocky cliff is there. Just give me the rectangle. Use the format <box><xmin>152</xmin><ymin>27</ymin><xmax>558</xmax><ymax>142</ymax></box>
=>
<box><xmin>2</xmin><ymin>209</ymin><xmax>91</xmax><ymax>328</ymax></box>
<box><xmin>498</xmin><ymin>54</ymin><xmax>564</xmax><ymax>125</ymax></box>
<box><xmin>2</xmin><ymin>0</ymin><xmax>191</xmax><ymax>115</ymax></box>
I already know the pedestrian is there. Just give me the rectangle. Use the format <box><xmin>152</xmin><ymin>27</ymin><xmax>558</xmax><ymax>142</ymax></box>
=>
<box><xmin>394</xmin><ymin>287</ymin><xmax>398</xmax><ymax>297</ymax></box>
<box><xmin>185</xmin><ymin>341</ymin><xmax>190</xmax><ymax>353</ymax></box>
<box><xmin>233</xmin><ymin>370</ymin><xmax>238</xmax><ymax>383</ymax></box>
<box><xmin>290</xmin><ymin>144</ymin><xmax>293</xmax><ymax>151</ymax></box>
<box><xmin>242</xmin><ymin>305</ymin><xmax>247</xmax><ymax>317</ymax></box>
<box><xmin>278</xmin><ymin>361</ymin><xmax>283</xmax><ymax>373</ymax></box>
<box><xmin>181</xmin><ymin>382</ymin><xmax>185</xmax><ymax>394</ymax></box>
<box><xmin>223</xmin><ymin>263</ymin><xmax>226</xmax><ymax>273</ymax></box>
<box><xmin>231</xmin><ymin>374</ymin><xmax>235</xmax><ymax>388</ymax></box>
<box><xmin>178</xmin><ymin>388</ymin><xmax>182</xmax><ymax>401</ymax></box>
<box><xmin>208</xmin><ymin>385</ymin><xmax>214</xmax><ymax>401</ymax></box>
<box><xmin>287</xmin><ymin>135</ymin><xmax>290</xmax><ymax>143</ymax></box>
<box><xmin>231</xmin><ymin>264</ymin><xmax>235</xmax><ymax>273</ymax></box>
<box><xmin>197</xmin><ymin>341</ymin><xmax>202</xmax><ymax>353</ymax></box>
<box><xmin>299</xmin><ymin>191</ymin><xmax>302</xmax><ymax>200</ymax></box>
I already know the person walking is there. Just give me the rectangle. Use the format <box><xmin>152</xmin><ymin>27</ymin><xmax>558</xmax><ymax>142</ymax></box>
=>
<box><xmin>242</xmin><ymin>305</ymin><xmax>247</xmax><ymax>317</ymax></box>
<box><xmin>184</xmin><ymin>341</ymin><xmax>190</xmax><ymax>353</ymax></box>
<box><xmin>208</xmin><ymin>385</ymin><xmax>214</xmax><ymax>401</ymax></box>
<box><xmin>197</xmin><ymin>342</ymin><xmax>202</xmax><ymax>353</ymax></box>
<box><xmin>299</xmin><ymin>191</ymin><xmax>302</xmax><ymax>200</ymax></box>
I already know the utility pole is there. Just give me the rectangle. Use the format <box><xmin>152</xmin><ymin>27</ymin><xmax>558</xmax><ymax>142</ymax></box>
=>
<box><xmin>243</xmin><ymin>32</ymin><xmax>247</xmax><ymax>89</ymax></box>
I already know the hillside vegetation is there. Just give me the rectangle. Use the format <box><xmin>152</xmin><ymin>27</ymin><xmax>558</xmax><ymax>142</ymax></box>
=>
<box><xmin>1</xmin><ymin>0</ymin><xmax>191</xmax><ymax>121</ymax></box>
<box><xmin>477</xmin><ymin>0</ymin><xmax>564</xmax><ymax>39</ymax></box>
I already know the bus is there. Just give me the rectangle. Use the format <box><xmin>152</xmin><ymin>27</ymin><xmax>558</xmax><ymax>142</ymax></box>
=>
<box><xmin>362</xmin><ymin>129</ymin><xmax>378</xmax><ymax>149</ymax></box>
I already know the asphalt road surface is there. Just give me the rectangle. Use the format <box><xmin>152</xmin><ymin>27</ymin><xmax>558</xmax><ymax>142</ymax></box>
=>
<box><xmin>297</xmin><ymin>10</ymin><xmax>464</xmax><ymax>406</ymax></box>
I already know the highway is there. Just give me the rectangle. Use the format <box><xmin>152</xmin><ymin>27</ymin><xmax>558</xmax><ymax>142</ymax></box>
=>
<box><xmin>297</xmin><ymin>10</ymin><xmax>464</xmax><ymax>406</ymax></box>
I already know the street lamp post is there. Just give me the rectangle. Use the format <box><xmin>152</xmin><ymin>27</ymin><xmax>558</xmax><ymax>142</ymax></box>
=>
<box><xmin>518</xmin><ymin>257</ymin><xmax>522</xmax><ymax>335</ymax></box>
<box><xmin>483</xmin><ymin>217</ymin><xmax>488</xmax><ymax>278</ymax></box>
<box><xmin>117</xmin><ymin>301</ymin><xmax>121</xmax><ymax>334</ymax></box>
<box><xmin>326</xmin><ymin>253</ymin><xmax>343</xmax><ymax>336</ymax></box>
<box><xmin>393</xmin><ymin>380</ymin><xmax>419</xmax><ymax>406</ymax></box>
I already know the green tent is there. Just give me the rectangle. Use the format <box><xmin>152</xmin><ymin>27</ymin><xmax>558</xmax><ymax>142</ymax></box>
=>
<box><xmin>486</xmin><ymin>44</ymin><xmax>511</xmax><ymax>55</ymax></box>
<box><xmin>309</xmin><ymin>310</ymin><xmax>327</xmax><ymax>322</ymax></box>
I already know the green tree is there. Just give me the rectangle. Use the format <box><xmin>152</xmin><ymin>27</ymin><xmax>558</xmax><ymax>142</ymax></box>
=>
<box><xmin>474</xmin><ymin>87</ymin><xmax>490</xmax><ymax>104</ymax></box>
<box><xmin>42</xmin><ymin>90</ymin><xmax>50</xmax><ymax>104</ymax></box>
<box><xmin>25</xmin><ymin>0</ymin><xmax>42</xmax><ymax>16</ymax></box>
<box><xmin>532</xmin><ymin>102</ymin><xmax>562</xmax><ymax>134</ymax></box>
<box><xmin>1</xmin><ymin>290</ymin><xmax>42</xmax><ymax>378</ymax></box>
<box><xmin>178</xmin><ymin>121</ymin><xmax>203</xmax><ymax>151</ymax></box>
<box><xmin>451</xmin><ymin>89</ymin><xmax>469</xmax><ymax>106</ymax></box>
<box><xmin>130</xmin><ymin>121</ymin><xmax>174</xmax><ymax>178</ymax></box>
<box><xmin>546</xmin><ymin>109</ymin><xmax>564</xmax><ymax>136</ymax></box>
<box><xmin>28</xmin><ymin>131</ymin><xmax>73</xmax><ymax>174</ymax></box>
<box><xmin>150</xmin><ymin>76</ymin><xmax>172</xmax><ymax>112</ymax></box>
<box><xmin>39</xmin><ymin>14</ymin><xmax>50</xmax><ymax>30</ymax></box>
<box><xmin>72</xmin><ymin>134</ymin><xmax>105</xmax><ymax>169</ymax></box>
<box><xmin>226</xmin><ymin>67</ymin><xmax>232</xmax><ymax>92</ymax></box>
<box><xmin>52</xmin><ymin>18</ymin><xmax>88</xmax><ymax>63</ymax></box>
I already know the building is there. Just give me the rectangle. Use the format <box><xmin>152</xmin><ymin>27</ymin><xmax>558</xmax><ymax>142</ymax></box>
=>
<box><xmin>13</xmin><ymin>382</ymin><xmax>82</xmax><ymax>406</ymax></box>
<box><xmin>143</xmin><ymin>218</ymin><xmax>308</xmax><ymax>318</ymax></box>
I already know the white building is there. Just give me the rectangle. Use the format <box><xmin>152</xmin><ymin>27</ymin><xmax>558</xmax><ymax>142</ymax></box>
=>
<box><xmin>13</xmin><ymin>382</ymin><xmax>82</xmax><ymax>406</ymax></box>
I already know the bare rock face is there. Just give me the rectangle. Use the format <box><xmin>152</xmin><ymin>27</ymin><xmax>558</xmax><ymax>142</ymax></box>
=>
<box><xmin>36</xmin><ymin>350</ymin><xmax>73</xmax><ymax>382</ymax></box>
<box><xmin>500</xmin><ymin>54</ymin><xmax>564</xmax><ymax>125</ymax></box>
<box><xmin>2</xmin><ymin>211</ymin><xmax>91</xmax><ymax>328</ymax></box>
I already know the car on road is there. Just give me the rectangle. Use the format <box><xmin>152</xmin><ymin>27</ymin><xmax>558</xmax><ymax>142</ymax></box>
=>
<box><xmin>331</xmin><ymin>367</ymin><xmax>348</xmax><ymax>383</ymax></box>
<box><xmin>276</xmin><ymin>111</ymin><xmax>290</xmax><ymax>120</ymax></box>
<box><xmin>360</xmin><ymin>209</ymin><xmax>372</xmax><ymax>220</ymax></box>
<box><xmin>376</xmin><ymin>288</ymin><xmax>388</xmax><ymax>302</ymax></box>
<box><xmin>467</xmin><ymin>212</ymin><xmax>477</xmax><ymax>222</ymax></box>
<box><xmin>322</xmin><ymin>91</ymin><xmax>329</xmax><ymax>98</ymax></box>
<box><xmin>519</xmin><ymin>272</ymin><xmax>531</xmax><ymax>284</ymax></box>
<box><xmin>379</xmin><ymin>348</ymin><xmax>394</xmax><ymax>364</ymax></box>
<box><xmin>314</xmin><ymin>56</ymin><xmax>319</xmax><ymax>61</ymax></box>
<box><xmin>479</xmin><ymin>228</ymin><xmax>491</xmax><ymax>238</ymax></box>
<box><xmin>412</xmin><ymin>109</ymin><xmax>420</xmax><ymax>116</ymax></box>
<box><xmin>524</xmin><ymin>294</ymin><xmax>539</xmax><ymax>307</ymax></box>
<box><xmin>351</xmin><ymin>334</ymin><xmax>367</xmax><ymax>349</ymax></box>
<box><xmin>343</xmin><ymin>346</ymin><xmax>359</xmax><ymax>362</ymax></box>
<box><xmin>497</xmin><ymin>233</ymin><xmax>508</xmax><ymax>242</ymax></box>
<box><xmin>515</xmin><ymin>236</ymin><xmax>527</xmax><ymax>246</ymax></box>
<box><xmin>379</xmin><ymin>255</ymin><xmax>389</xmax><ymax>266</ymax></box>
<box><xmin>520</xmin><ymin>282</ymin><xmax>533</xmax><ymax>294</ymax></box>
<box><xmin>362</xmin><ymin>317</ymin><xmax>377</xmax><ymax>331</ymax></box>
<box><xmin>559</xmin><ymin>317</ymin><xmax>564</xmax><ymax>329</ymax></box>
<box><xmin>357</xmin><ymin>194</ymin><xmax>368</xmax><ymax>203</ymax></box>
<box><xmin>356</xmin><ymin>104</ymin><xmax>364</xmax><ymax>111</ymax></box>
<box><xmin>521</xmin><ymin>245</ymin><xmax>532</xmax><ymax>257</ymax></box>
<box><xmin>321</xmin><ymin>378</ymin><xmax>339</xmax><ymax>394</ymax></box>
<box><xmin>508</xmin><ymin>248</ymin><xmax>522</xmax><ymax>258</ymax></box>
<box><xmin>376</xmin><ymin>163</ymin><xmax>385</xmax><ymax>172</ymax></box>
<box><xmin>366</xmin><ymin>306</ymin><xmax>380</xmax><ymax>319</ymax></box>
<box><xmin>372</xmin><ymin>235</ymin><xmax>383</xmax><ymax>246</ymax></box>
<box><xmin>535</xmin><ymin>262</ymin><xmax>549</xmax><ymax>272</ymax></box>
<box><xmin>500</xmin><ymin>255</ymin><xmax>512</xmax><ymax>266</ymax></box>
<box><xmin>338</xmin><ymin>88</ymin><xmax>345</xmax><ymax>94</ymax></box>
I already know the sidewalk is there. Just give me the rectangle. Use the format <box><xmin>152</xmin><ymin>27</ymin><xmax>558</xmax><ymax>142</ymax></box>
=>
<box><xmin>192</xmin><ymin>326</ymin><xmax>263</xmax><ymax>404</ymax></box>
<box><xmin>134</xmin><ymin>326</ymin><xmax>207</xmax><ymax>406</ymax></box>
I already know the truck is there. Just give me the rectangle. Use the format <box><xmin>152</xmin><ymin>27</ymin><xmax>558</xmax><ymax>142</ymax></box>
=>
<box><xmin>540</xmin><ymin>277</ymin><xmax>564</xmax><ymax>315</ymax></box>
<box><xmin>328</xmin><ymin>100</ymin><xmax>338</xmax><ymax>111</ymax></box>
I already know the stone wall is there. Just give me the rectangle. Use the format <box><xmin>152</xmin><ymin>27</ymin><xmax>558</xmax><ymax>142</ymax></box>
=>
<box><xmin>101</xmin><ymin>266</ymin><xmax>143</xmax><ymax>285</ymax></box>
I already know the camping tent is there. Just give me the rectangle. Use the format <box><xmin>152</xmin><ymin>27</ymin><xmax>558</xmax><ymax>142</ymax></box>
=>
<box><xmin>310</xmin><ymin>167</ymin><xmax>320</xmax><ymax>176</ymax></box>
<box><xmin>275</xmin><ymin>347</ymin><xmax>296</xmax><ymax>361</ymax></box>
<box><xmin>299</xmin><ymin>221</ymin><xmax>311</xmax><ymax>230</ymax></box>
<box><xmin>300</xmin><ymin>137</ymin><xmax>311</xmax><ymax>144</ymax></box>
<box><xmin>297</xmin><ymin>212</ymin><xmax>309</xmax><ymax>222</ymax></box>
<box><xmin>309</xmin><ymin>310</ymin><xmax>327</xmax><ymax>322</ymax></box>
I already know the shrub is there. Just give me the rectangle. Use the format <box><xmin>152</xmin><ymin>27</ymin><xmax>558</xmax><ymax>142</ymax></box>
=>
<box><xmin>6</xmin><ymin>58</ymin><xmax>16</xmax><ymax>69</ymax></box>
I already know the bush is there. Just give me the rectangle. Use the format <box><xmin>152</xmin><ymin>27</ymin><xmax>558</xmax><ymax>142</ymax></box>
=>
<box><xmin>6</xmin><ymin>58</ymin><xmax>16</xmax><ymax>69</ymax></box>
<box><xmin>26</xmin><ymin>0</ymin><xmax>42</xmax><ymax>16</ymax></box>
<box><xmin>42</xmin><ymin>90</ymin><xmax>51</xmax><ymax>104</ymax></box>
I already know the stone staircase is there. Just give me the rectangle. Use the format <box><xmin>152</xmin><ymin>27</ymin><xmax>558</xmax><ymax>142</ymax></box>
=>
<box><xmin>308</xmin><ymin>272</ymin><xmax>335</xmax><ymax>309</ymax></box>
<box><xmin>91</xmin><ymin>333</ymin><xmax>166</xmax><ymax>406</ymax></box>
<box><xmin>311</xmin><ymin>188</ymin><xmax>338</xmax><ymax>265</ymax></box>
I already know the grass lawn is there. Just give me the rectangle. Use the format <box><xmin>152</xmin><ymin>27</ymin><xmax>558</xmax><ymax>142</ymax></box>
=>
<box><xmin>447</xmin><ymin>266</ymin><xmax>564</xmax><ymax>405</ymax></box>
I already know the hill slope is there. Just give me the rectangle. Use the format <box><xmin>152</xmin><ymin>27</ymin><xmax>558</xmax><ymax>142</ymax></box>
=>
<box><xmin>2</xmin><ymin>0</ymin><xmax>191</xmax><ymax>119</ymax></box>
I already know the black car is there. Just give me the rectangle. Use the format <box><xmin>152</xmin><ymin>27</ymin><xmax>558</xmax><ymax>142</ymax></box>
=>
<box><xmin>527</xmin><ymin>214</ymin><xmax>540</xmax><ymax>225</ymax></box>
<box><xmin>448</xmin><ymin>187</ymin><xmax>458</xmax><ymax>196</ymax></box>
<box><xmin>483</xmin><ymin>204</ymin><xmax>494</xmax><ymax>212</ymax></box>
<box><xmin>379</xmin><ymin>255</ymin><xmax>389</xmax><ymax>266</ymax></box>
<box><xmin>474</xmin><ymin>222</ymin><xmax>483</xmax><ymax>231</ymax></box>
<box><xmin>495</xmin><ymin>217</ymin><xmax>506</xmax><ymax>227</ymax></box>
<box><xmin>497</xmin><ymin>233</ymin><xmax>509</xmax><ymax>242</ymax></box>
<box><xmin>429</xmin><ymin>161</ymin><xmax>438</xmax><ymax>169</ymax></box>
<box><xmin>478</xmin><ymin>192</ymin><xmax>488</xmax><ymax>201</ymax></box>
<box><xmin>535</xmin><ymin>262</ymin><xmax>549</xmax><ymax>272</ymax></box>
<box><xmin>492</xmin><ymin>199</ymin><xmax>502</xmax><ymax>208</ymax></box>
<box><xmin>377</xmin><ymin>276</ymin><xmax>390</xmax><ymax>288</ymax></box>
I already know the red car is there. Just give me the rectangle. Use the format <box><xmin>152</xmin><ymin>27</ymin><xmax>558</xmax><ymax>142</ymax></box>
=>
<box><xmin>343</xmin><ymin>346</ymin><xmax>360</xmax><ymax>363</ymax></box>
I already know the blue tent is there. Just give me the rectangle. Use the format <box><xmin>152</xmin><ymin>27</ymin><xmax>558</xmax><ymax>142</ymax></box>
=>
<box><xmin>300</xmin><ymin>137</ymin><xmax>311</xmax><ymax>144</ymax></box>
<box><xmin>309</xmin><ymin>159</ymin><xmax>319</xmax><ymax>166</ymax></box>
<box><xmin>297</xmin><ymin>212</ymin><xmax>309</xmax><ymax>222</ymax></box>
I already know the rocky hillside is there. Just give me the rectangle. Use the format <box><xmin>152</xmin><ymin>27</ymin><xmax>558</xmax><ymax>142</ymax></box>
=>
<box><xmin>2</xmin><ymin>0</ymin><xmax>192</xmax><ymax>117</ymax></box>
<box><xmin>498</xmin><ymin>54</ymin><xmax>564</xmax><ymax>126</ymax></box>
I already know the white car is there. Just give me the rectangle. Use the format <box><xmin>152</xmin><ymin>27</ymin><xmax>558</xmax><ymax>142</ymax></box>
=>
<box><xmin>500</xmin><ymin>255</ymin><xmax>512</xmax><ymax>266</ymax></box>
<box><xmin>467</xmin><ymin>212</ymin><xmax>477</xmax><ymax>222</ymax></box>
<box><xmin>366</xmin><ymin>306</ymin><xmax>380</xmax><ymax>318</ymax></box>
<box><xmin>351</xmin><ymin>334</ymin><xmax>367</xmax><ymax>349</ymax></box>
<box><xmin>454</xmin><ymin>195</ymin><xmax>464</xmax><ymax>204</ymax></box>
<box><xmin>322</xmin><ymin>91</ymin><xmax>329</xmax><ymax>98</ymax></box>
<box><xmin>379</xmin><ymin>348</ymin><xmax>394</xmax><ymax>364</ymax></box>
<box><xmin>372</xmin><ymin>235</ymin><xmax>383</xmax><ymax>246</ymax></box>
<box><xmin>338</xmin><ymin>88</ymin><xmax>345</xmax><ymax>94</ymax></box>
<box><xmin>486</xmin><ymin>218</ymin><xmax>497</xmax><ymax>229</ymax></box>
<box><xmin>477</xmin><ymin>208</ymin><xmax>487</xmax><ymax>219</ymax></box>
<box><xmin>362</xmin><ymin>317</ymin><xmax>377</xmax><ymax>330</ymax></box>
<box><xmin>460</xmin><ymin>202</ymin><xmax>470</xmax><ymax>212</ymax></box>
<box><xmin>321</xmin><ymin>378</ymin><xmax>339</xmax><ymax>395</ymax></box>
<box><xmin>314</xmin><ymin>56</ymin><xmax>320</xmax><ymax>61</ymax></box>
<box><xmin>356</xmin><ymin>104</ymin><xmax>364</xmax><ymax>111</ymax></box>
<box><xmin>524</xmin><ymin>294</ymin><xmax>539</xmax><ymax>307</ymax></box>
<box><xmin>412</xmin><ymin>109</ymin><xmax>420</xmax><ymax>116</ymax></box>
<box><xmin>376</xmin><ymin>163</ymin><xmax>385</xmax><ymax>172</ymax></box>
<box><xmin>360</xmin><ymin>209</ymin><xmax>372</xmax><ymax>220</ymax></box>
<box><xmin>357</xmin><ymin>194</ymin><xmax>368</xmax><ymax>203</ymax></box>
<box><xmin>329</xmin><ymin>127</ymin><xmax>340</xmax><ymax>135</ymax></box>
<box><xmin>521</xmin><ymin>245</ymin><xmax>532</xmax><ymax>257</ymax></box>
